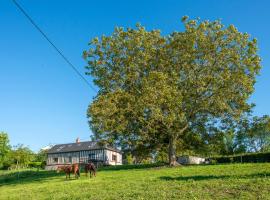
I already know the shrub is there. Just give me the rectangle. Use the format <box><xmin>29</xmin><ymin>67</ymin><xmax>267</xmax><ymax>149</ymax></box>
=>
<box><xmin>125</xmin><ymin>153</ymin><xmax>133</xmax><ymax>165</ymax></box>
<box><xmin>28</xmin><ymin>162</ymin><xmax>42</xmax><ymax>168</ymax></box>
<box><xmin>210</xmin><ymin>159</ymin><xmax>217</xmax><ymax>165</ymax></box>
<box><xmin>40</xmin><ymin>161</ymin><xmax>46</xmax><ymax>169</ymax></box>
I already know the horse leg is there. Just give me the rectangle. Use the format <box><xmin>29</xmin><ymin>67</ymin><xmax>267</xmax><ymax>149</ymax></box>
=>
<box><xmin>76</xmin><ymin>170</ymin><xmax>79</xmax><ymax>179</ymax></box>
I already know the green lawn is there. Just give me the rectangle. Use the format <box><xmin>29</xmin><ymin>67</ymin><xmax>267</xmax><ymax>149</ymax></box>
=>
<box><xmin>1</xmin><ymin>163</ymin><xmax>270</xmax><ymax>200</ymax></box>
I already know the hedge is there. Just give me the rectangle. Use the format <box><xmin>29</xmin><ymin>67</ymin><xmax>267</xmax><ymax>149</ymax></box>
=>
<box><xmin>98</xmin><ymin>162</ymin><xmax>167</xmax><ymax>171</ymax></box>
<box><xmin>27</xmin><ymin>161</ymin><xmax>46</xmax><ymax>169</ymax></box>
<box><xmin>211</xmin><ymin>152</ymin><xmax>270</xmax><ymax>164</ymax></box>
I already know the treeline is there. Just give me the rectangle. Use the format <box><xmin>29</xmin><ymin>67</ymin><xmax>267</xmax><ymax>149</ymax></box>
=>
<box><xmin>183</xmin><ymin>114</ymin><xmax>270</xmax><ymax>156</ymax></box>
<box><xmin>121</xmin><ymin>113</ymin><xmax>270</xmax><ymax>164</ymax></box>
<box><xmin>0</xmin><ymin>132</ymin><xmax>46</xmax><ymax>170</ymax></box>
<box><xmin>1</xmin><ymin>113</ymin><xmax>269</xmax><ymax>168</ymax></box>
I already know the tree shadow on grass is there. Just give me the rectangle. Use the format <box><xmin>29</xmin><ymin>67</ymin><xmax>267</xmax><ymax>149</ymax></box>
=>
<box><xmin>159</xmin><ymin>172</ymin><xmax>270</xmax><ymax>182</ymax></box>
<box><xmin>0</xmin><ymin>170</ymin><xmax>78</xmax><ymax>186</ymax></box>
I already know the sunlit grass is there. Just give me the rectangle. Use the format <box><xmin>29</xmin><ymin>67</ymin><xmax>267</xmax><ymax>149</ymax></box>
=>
<box><xmin>1</xmin><ymin>163</ymin><xmax>270</xmax><ymax>200</ymax></box>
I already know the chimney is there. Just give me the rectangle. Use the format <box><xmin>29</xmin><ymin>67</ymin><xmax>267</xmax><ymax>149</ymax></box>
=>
<box><xmin>76</xmin><ymin>137</ymin><xmax>80</xmax><ymax>143</ymax></box>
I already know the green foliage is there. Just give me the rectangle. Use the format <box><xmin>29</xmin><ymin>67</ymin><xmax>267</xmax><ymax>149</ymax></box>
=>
<box><xmin>211</xmin><ymin>152</ymin><xmax>270</xmax><ymax>163</ymax></box>
<box><xmin>98</xmin><ymin>162</ymin><xmax>166</xmax><ymax>171</ymax></box>
<box><xmin>34</xmin><ymin>149</ymin><xmax>47</xmax><ymax>163</ymax></box>
<box><xmin>8</xmin><ymin>144</ymin><xmax>34</xmax><ymax>169</ymax></box>
<box><xmin>28</xmin><ymin>161</ymin><xmax>42</xmax><ymax>168</ymax></box>
<box><xmin>210</xmin><ymin>159</ymin><xmax>217</xmax><ymax>165</ymax></box>
<box><xmin>125</xmin><ymin>153</ymin><xmax>133</xmax><ymax>164</ymax></box>
<box><xmin>155</xmin><ymin>149</ymin><xmax>169</xmax><ymax>163</ymax></box>
<box><xmin>227</xmin><ymin>114</ymin><xmax>270</xmax><ymax>154</ymax></box>
<box><xmin>27</xmin><ymin>161</ymin><xmax>46</xmax><ymax>169</ymax></box>
<box><xmin>246</xmin><ymin>115</ymin><xmax>270</xmax><ymax>152</ymax></box>
<box><xmin>1</xmin><ymin>163</ymin><xmax>270</xmax><ymax>199</ymax></box>
<box><xmin>84</xmin><ymin>17</ymin><xmax>261</xmax><ymax>165</ymax></box>
<box><xmin>0</xmin><ymin>132</ymin><xmax>11</xmax><ymax>168</ymax></box>
<box><xmin>187</xmin><ymin>113</ymin><xmax>270</xmax><ymax>156</ymax></box>
<box><xmin>0</xmin><ymin>132</ymin><xmax>46</xmax><ymax>169</ymax></box>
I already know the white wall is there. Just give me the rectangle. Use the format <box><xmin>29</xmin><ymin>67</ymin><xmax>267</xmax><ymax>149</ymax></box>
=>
<box><xmin>105</xmin><ymin>150</ymin><xmax>122</xmax><ymax>165</ymax></box>
<box><xmin>177</xmin><ymin>156</ymin><xmax>205</xmax><ymax>165</ymax></box>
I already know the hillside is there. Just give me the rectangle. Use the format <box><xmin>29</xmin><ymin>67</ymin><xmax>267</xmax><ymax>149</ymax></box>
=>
<box><xmin>1</xmin><ymin>163</ymin><xmax>270</xmax><ymax>200</ymax></box>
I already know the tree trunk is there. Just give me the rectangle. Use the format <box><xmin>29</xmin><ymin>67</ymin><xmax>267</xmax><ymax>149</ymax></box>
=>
<box><xmin>168</xmin><ymin>124</ymin><xmax>189</xmax><ymax>166</ymax></box>
<box><xmin>168</xmin><ymin>135</ymin><xmax>179</xmax><ymax>166</ymax></box>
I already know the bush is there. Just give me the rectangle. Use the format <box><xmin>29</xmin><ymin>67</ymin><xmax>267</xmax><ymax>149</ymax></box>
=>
<box><xmin>211</xmin><ymin>152</ymin><xmax>270</xmax><ymax>164</ymax></box>
<box><xmin>28</xmin><ymin>162</ymin><xmax>42</xmax><ymax>168</ymax></box>
<box><xmin>210</xmin><ymin>159</ymin><xmax>217</xmax><ymax>165</ymax></box>
<box><xmin>40</xmin><ymin>161</ymin><xmax>46</xmax><ymax>169</ymax></box>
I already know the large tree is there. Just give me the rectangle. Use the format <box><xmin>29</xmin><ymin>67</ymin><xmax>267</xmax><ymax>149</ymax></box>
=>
<box><xmin>84</xmin><ymin>17</ymin><xmax>261</xmax><ymax>165</ymax></box>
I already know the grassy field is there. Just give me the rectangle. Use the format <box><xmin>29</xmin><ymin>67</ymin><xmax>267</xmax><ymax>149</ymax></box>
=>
<box><xmin>1</xmin><ymin>163</ymin><xmax>270</xmax><ymax>200</ymax></box>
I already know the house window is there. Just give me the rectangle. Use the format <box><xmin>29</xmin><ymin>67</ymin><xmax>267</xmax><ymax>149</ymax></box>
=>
<box><xmin>53</xmin><ymin>157</ymin><xmax>58</xmax><ymax>163</ymax></box>
<box><xmin>112</xmin><ymin>155</ymin><xmax>117</xmax><ymax>162</ymax></box>
<box><xmin>88</xmin><ymin>153</ymin><xmax>95</xmax><ymax>161</ymax></box>
<box><xmin>69</xmin><ymin>156</ymin><xmax>72</xmax><ymax>163</ymax></box>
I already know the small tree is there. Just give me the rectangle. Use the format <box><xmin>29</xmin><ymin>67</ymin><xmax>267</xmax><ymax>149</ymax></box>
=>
<box><xmin>84</xmin><ymin>17</ymin><xmax>261</xmax><ymax>165</ymax></box>
<box><xmin>35</xmin><ymin>149</ymin><xmax>47</xmax><ymax>162</ymax></box>
<box><xmin>0</xmin><ymin>132</ymin><xmax>11</xmax><ymax>169</ymax></box>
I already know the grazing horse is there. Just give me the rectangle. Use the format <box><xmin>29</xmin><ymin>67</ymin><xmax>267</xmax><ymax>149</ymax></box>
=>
<box><xmin>73</xmin><ymin>163</ymin><xmax>80</xmax><ymax>179</ymax></box>
<box><xmin>57</xmin><ymin>164</ymin><xmax>80</xmax><ymax>179</ymax></box>
<box><xmin>85</xmin><ymin>162</ymin><xmax>96</xmax><ymax>178</ymax></box>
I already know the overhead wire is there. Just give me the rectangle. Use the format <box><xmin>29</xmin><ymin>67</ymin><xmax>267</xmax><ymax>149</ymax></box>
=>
<box><xmin>12</xmin><ymin>0</ymin><xmax>97</xmax><ymax>93</ymax></box>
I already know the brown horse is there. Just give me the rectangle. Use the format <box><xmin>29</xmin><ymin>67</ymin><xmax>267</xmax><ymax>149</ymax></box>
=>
<box><xmin>85</xmin><ymin>162</ymin><xmax>96</xmax><ymax>178</ymax></box>
<box><xmin>57</xmin><ymin>164</ymin><xmax>80</xmax><ymax>179</ymax></box>
<box><xmin>73</xmin><ymin>163</ymin><xmax>80</xmax><ymax>179</ymax></box>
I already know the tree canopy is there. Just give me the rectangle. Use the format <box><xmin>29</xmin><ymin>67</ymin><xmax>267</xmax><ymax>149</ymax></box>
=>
<box><xmin>84</xmin><ymin>17</ymin><xmax>261</xmax><ymax>165</ymax></box>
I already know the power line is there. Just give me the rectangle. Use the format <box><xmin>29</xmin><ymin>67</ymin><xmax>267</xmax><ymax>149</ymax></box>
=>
<box><xmin>12</xmin><ymin>0</ymin><xmax>97</xmax><ymax>93</ymax></box>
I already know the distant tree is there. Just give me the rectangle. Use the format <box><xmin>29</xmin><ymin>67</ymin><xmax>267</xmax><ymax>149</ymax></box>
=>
<box><xmin>246</xmin><ymin>115</ymin><xmax>270</xmax><ymax>152</ymax></box>
<box><xmin>10</xmin><ymin>144</ymin><xmax>34</xmax><ymax>169</ymax></box>
<box><xmin>35</xmin><ymin>149</ymin><xmax>47</xmax><ymax>163</ymax></box>
<box><xmin>84</xmin><ymin>17</ymin><xmax>261</xmax><ymax>165</ymax></box>
<box><xmin>212</xmin><ymin>113</ymin><xmax>270</xmax><ymax>154</ymax></box>
<box><xmin>221</xmin><ymin>130</ymin><xmax>236</xmax><ymax>155</ymax></box>
<box><xmin>0</xmin><ymin>132</ymin><xmax>11</xmax><ymax>168</ymax></box>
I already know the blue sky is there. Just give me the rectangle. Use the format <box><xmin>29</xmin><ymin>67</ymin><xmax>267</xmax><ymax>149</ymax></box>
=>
<box><xmin>0</xmin><ymin>0</ymin><xmax>269</xmax><ymax>152</ymax></box>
